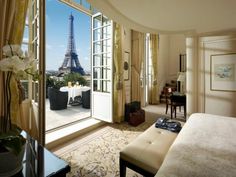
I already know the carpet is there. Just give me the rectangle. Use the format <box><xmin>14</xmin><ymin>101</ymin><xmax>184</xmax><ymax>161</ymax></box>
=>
<box><xmin>58</xmin><ymin>121</ymin><xmax>155</xmax><ymax>177</ymax></box>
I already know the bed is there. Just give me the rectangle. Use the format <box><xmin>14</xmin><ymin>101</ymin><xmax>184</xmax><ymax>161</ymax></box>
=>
<box><xmin>155</xmin><ymin>113</ymin><xmax>236</xmax><ymax>177</ymax></box>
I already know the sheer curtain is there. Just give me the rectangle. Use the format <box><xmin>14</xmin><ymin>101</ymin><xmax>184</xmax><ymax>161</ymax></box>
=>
<box><xmin>113</xmin><ymin>22</ymin><xmax>125</xmax><ymax>123</ymax></box>
<box><xmin>149</xmin><ymin>34</ymin><xmax>159</xmax><ymax>104</ymax></box>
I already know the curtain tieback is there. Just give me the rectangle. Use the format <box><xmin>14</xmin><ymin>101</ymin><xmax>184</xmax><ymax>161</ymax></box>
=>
<box><xmin>152</xmin><ymin>80</ymin><xmax>157</xmax><ymax>85</ymax></box>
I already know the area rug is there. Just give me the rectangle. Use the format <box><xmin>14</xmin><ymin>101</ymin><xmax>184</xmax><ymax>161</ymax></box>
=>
<box><xmin>57</xmin><ymin>121</ymin><xmax>155</xmax><ymax>177</ymax></box>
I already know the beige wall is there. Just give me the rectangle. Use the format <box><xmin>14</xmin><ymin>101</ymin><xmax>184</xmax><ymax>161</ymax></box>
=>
<box><xmin>168</xmin><ymin>34</ymin><xmax>186</xmax><ymax>82</ymax></box>
<box><xmin>158</xmin><ymin>34</ymin><xmax>186</xmax><ymax>95</ymax></box>
<box><xmin>200</xmin><ymin>34</ymin><xmax>236</xmax><ymax>117</ymax></box>
<box><xmin>186</xmin><ymin>37</ymin><xmax>198</xmax><ymax>117</ymax></box>
<box><xmin>187</xmin><ymin>33</ymin><xmax>236</xmax><ymax>118</ymax></box>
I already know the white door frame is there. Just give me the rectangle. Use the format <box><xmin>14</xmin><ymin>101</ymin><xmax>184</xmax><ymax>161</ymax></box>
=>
<box><xmin>91</xmin><ymin>13</ymin><xmax>113</xmax><ymax>122</ymax></box>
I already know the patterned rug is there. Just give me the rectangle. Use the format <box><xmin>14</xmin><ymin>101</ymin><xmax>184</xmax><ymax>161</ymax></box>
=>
<box><xmin>58</xmin><ymin>121</ymin><xmax>155</xmax><ymax>177</ymax></box>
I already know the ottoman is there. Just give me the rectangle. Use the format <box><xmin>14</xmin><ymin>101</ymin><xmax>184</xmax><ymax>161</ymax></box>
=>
<box><xmin>120</xmin><ymin>124</ymin><xmax>178</xmax><ymax>177</ymax></box>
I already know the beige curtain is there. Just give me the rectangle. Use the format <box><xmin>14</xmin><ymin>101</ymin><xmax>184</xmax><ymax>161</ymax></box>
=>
<box><xmin>0</xmin><ymin>0</ymin><xmax>33</xmax><ymax>133</ymax></box>
<box><xmin>20</xmin><ymin>99</ymin><xmax>39</xmax><ymax>139</ymax></box>
<box><xmin>113</xmin><ymin>22</ymin><xmax>125</xmax><ymax>123</ymax></box>
<box><xmin>131</xmin><ymin>30</ymin><xmax>145</xmax><ymax>106</ymax></box>
<box><xmin>149</xmin><ymin>34</ymin><xmax>159</xmax><ymax>104</ymax></box>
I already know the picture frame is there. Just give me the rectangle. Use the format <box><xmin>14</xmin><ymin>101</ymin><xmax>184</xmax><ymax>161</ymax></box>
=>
<box><xmin>179</xmin><ymin>54</ymin><xmax>186</xmax><ymax>72</ymax></box>
<box><xmin>210</xmin><ymin>53</ymin><xmax>236</xmax><ymax>91</ymax></box>
<box><xmin>123</xmin><ymin>51</ymin><xmax>130</xmax><ymax>80</ymax></box>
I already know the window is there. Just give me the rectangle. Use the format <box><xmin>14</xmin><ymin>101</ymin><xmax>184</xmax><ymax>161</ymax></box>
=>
<box><xmin>60</xmin><ymin>0</ymin><xmax>97</xmax><ymax>15</ymax></box>
<box><xmin>92</xmin><ymin>13</ymin><xmax>112</xmax><ymax>93</ymax></box>
<box><xmin>28</xmin><ymin>0</ymin><xmax>40</xmax><ymax>103</ymax></box>
<box><xmin>144</xmin><ymin>33</ymin><xmax>153</xmax><ymax>104</ymax></box>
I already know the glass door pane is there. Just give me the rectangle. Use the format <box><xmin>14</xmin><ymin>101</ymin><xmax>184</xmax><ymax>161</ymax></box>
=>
<box><xmin>91</xmin><ymin>13</ymin><xmax>113</xmax><ymax>122</ymax></box>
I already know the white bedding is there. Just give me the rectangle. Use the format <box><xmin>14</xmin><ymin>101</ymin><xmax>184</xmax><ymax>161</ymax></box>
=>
<box><xmin>155</xmin><ymin>113</ymin><xmax>236</xmax><ymax>177</ymax></box>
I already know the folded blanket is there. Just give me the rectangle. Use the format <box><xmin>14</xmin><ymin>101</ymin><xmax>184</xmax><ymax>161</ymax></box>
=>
<box><xmin>155</xmin><ymin>118</ymin><xmax>182</xmax><ymax>133</ymax></box>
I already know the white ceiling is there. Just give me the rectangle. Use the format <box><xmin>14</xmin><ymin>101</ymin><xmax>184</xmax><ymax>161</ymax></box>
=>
<box><xmin>87</xmin><ymin>0</ymin><xmax>236</xmax><ymax>35</ymax></box>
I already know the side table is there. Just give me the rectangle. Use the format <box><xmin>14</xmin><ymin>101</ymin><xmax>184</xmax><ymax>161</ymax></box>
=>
<box><xmin>12</xmin><ymin>133</ymin><xmax>70</xmax><ymax>177</ymax></box>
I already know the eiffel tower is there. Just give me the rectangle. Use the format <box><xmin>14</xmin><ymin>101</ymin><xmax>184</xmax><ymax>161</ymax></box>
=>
<box><xmin>59</xmin><ymin>14</ymin><xmax>85</xmax><ymax>75</ymax></box>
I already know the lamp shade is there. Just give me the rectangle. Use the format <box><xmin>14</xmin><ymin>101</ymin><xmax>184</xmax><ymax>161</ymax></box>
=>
<box><xmin>177</xmin><ymin>72</ymin><xmax>186</xmax><ymax>82</ymax></box>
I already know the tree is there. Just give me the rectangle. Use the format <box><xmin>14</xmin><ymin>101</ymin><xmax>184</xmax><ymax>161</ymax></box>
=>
<box><xmin>63</xmin><ymin>72</ymin><xmax>87</xmax><ymax>86</ymax></box>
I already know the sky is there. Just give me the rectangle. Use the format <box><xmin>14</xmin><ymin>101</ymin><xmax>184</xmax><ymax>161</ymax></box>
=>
<box><xmin>46</xmin><ymin>0</ymin><xmax>91</xmax><ymax>72</ymax></box>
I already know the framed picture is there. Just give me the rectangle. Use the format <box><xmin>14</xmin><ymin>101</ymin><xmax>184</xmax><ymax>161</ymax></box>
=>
<box><xmin>179</xmin><ymin>54</ymin><xmax>186</xmax><ymax>72</ymax></box>
<box><xmin>123</xmin><ymin>51</ymin><xmax>130</xmax><ymax>80</ymax></box>
<box><xmin>210</xmin><ymin>53</ymin><xmax>236</xmax><ymax>91</ymax></box>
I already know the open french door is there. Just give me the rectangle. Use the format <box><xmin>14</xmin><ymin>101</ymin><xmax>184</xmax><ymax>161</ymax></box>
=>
<box><xmin>91</xmin><ymin>13</ymin><xmax>113</xmax><ymax>122</ymax></box>
<box><xmin>19</xmin><ymin>0</ymin><xmax>44</xmax><ymax>145</ymax></box>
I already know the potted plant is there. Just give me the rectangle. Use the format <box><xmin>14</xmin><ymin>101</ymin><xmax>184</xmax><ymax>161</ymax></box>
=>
<box><xmin>0</xmin><ymin>44</ymin><xmax>38</xmax><ymax>176</ymax></box>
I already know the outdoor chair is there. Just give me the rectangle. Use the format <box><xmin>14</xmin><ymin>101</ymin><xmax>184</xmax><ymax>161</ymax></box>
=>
<box><xmin>48</xmin><ymin>87</ymin><xmax>68</xmax><ymax>110</ymax></box>
<box><xmin>82</xmin><ymin>89</ymin><xmax>90</xmax><ymax>109</ymax></box>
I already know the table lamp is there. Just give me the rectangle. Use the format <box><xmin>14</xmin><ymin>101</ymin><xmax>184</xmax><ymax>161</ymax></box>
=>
<box><xmin>177</xmin><ymin>72</ymin><xmax>186</xmax><ymax>93</ymax></box>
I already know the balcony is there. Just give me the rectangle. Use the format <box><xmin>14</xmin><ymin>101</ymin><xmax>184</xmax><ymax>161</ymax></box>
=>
<box><xmin>46</xmin><ymin>99</ymin><xmax>91</xmax><ymax>131</ymax></box>
<box><xmin>45</xmin><ymin>98</ymin><xmax>104</xmax><ymax>148</ymax></box>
